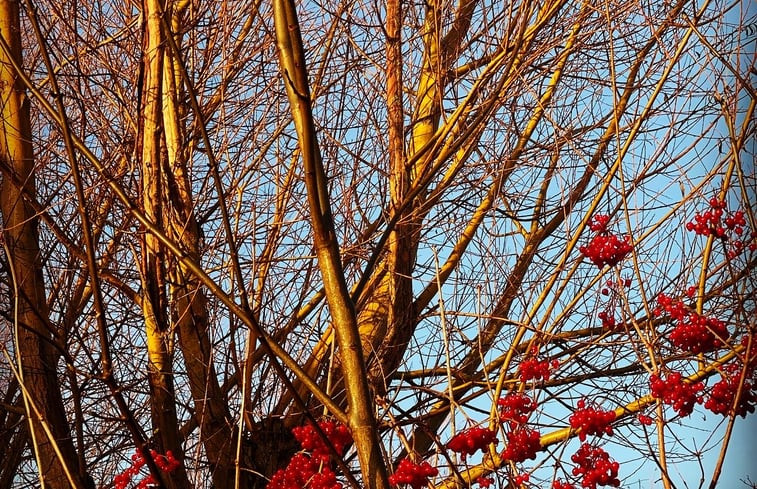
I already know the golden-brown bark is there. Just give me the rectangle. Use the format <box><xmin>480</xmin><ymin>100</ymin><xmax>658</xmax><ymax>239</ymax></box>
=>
<box><xmin>136</xmin><ymin>1</ymin><xmax>191</xmax><ymax>487</ymax></box>
<box><xmin>354</xmin><ymin>0</ymin><xmax>480</xmax><ymax>400</ymax></box>
<box><xmin>0</xmin><ymin>1</ymin><xmax>90</xmax><ymax>487</ymax></box>
<box><xmin>160</xmin><ymin>9</ymin><xmax>237</xmax><ymax>486</ymax></box>
<box><xmin>273</xmin><ymin>0</ymin><xmax>391</xmax><ymax>486</ymax></box>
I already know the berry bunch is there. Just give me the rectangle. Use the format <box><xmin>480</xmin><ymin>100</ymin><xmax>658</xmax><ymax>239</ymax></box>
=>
<box><xmin>447</xmin><ymin>426</ymin><xmax>498</xmax><ymax>459</ymax></box>
<box><xmin>655</xmin><ymin>294</ymin><xmax>728</xmax><ymax>354</ymax></box>
<box><xmin>637</xmin><ymin>414</ymin><xmax>653</xmax><ymax>426</ymax></box>
<box><xmin>597</xmin><ymin>278</ymin><xmax>632</xmax><ymax>331</ymax></box>
<box><xmin>588</xmin><ymin>214</ymin><xmax>611</xmax><ymax>232</ymax></box>
<box><xmin>570</xmin><ymin>443</ymin><xmax>620</xmax><ymax>489</ymax></box>
<box><xmin>113</xmin><ymin>449</ymin><xmax>180</xmax><ymax>489</ymax></box>
<box><xmin>569</xmin><ymin>400</ymin><xmax>617</xmax><ymax>441</ymax></box>
<box><xmin>519</xmin><ymin>356</ymin><xmax>558</xmax><ymax>383</ymax></box>
<box><xmin>685</xmin><ymin>198</ymin><xmax>756</xmax><ymax>258</ymax></box>
<box><xmin>267</xmin><ymin>453</ymin><xmax>341</xmax><ymax>489</ymax></box>
<box><xmin>579</xmin><ymin>215</ymin><xmax>633</xmax><ymax>268</ymax></box>
<box><xmin>669</xmin><ymin>313</ymin><xmax>728</xmax><ymax>354</ymax></box>
<box><xmin>553</xmin><ymin>480</ymin><xmax>576</xmax><ymax>489</ymax></box>
<box><xmin>514</xmin><ymin>473</ymin><xmax>530</xmax><ymax>485</ymax></box>
<box><xmin>685</xmin><ymin>198</ymin><xmax>743</xmax><ymax>237</ymax></box>
<box><xmin>725</xmin><ymin>235</ymin><xmax>757</xmax><ymax>259</ymax></box>
<box><xmin>388</xmin><ymin>459</ymin><xmax>438</xmax><ymax>489</ymax></box>
<box><xmin>649</xmin><ymin>372</ymin><xmax>704</xmax><ymax>417</ymax></box>
<box><xmin>653</xmin><ymin>293</ymin><xmax>686</xmax><ymax>320</ymax></box>
<box><xmin>292</xmin><ymin>419</ymin><xmax>353</xmax><ymax>464</ymax></box>
<box><xmin>497</xmin><ymin>392</ymin><xmax>537</xmax><ymax>426</ymax></box>
<box><xmin>267</xmin><ymin>420</ymin><xmax>352</xmax><ymax>489</ymax></box>
<box><xmin>704</xmin><ymin>367</ymin><xmax>757</xmax><ymax>417</ymax></box>
<box><xmin>501</xmin><ymin>427</ymin><xmax>542</xmax><ymax>463</ymax></box>
<box><xmin>598</xmin><ymin>310</ymin><xmax>619</xmax><ymax>331</ymax></box>
<box><xmin>476</xmin><ymin>476</ymin><xmax>494</xmax><ymax>487</ymax></box>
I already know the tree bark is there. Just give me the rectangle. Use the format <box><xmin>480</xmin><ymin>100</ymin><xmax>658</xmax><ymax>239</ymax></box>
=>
<box><xmin>0</xmin><ymin>1</ymin><xmax>91</xmax><ymax>487</ymax></box>
<box><xmin>160</xmin><ymin>7</ymin><xmax>238</xmax><ymax>485</ymax></box>
<box><xmin>136</xmin><ymin>1</ymin><xmax>191</xmax><ymax>487</ymax></box>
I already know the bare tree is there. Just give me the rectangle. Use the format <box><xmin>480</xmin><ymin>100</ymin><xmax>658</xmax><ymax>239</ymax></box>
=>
<box><xmin>0</xmin><ymin>0</ymin><xmax>754</xmax><ymax>488</ymax></box>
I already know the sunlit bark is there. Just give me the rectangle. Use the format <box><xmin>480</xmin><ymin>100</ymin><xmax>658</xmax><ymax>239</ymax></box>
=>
<box><xmin>161</xmin><ymin>5</ymin><xmax>237</xmax><ymax>486</ymax></box>
<box><xmin>136</xmin><ymin>1</ymin><xmax>191</xmax><ymax>487</ymax></box>
<box><xmin>0</xmin><ymin>1</ymin><xmax>90</xmax><ymax>487</ymax></box>
<box><xmin>0</xmin><ymin>0</ymin><xmax>753</xmax><ymax>487</ymax></box>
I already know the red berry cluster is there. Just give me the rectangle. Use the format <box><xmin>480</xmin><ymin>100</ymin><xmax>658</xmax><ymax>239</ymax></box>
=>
<box><xmin>653</xmin><ymin>293</ymin><xmax>687</xmax><ymax>319</ymax></box>
<box><xmin>497</xmin><ymin>392</ymin><xmax>537</xmax><ymax>427</ymax></box>
<box><xmin>388</xmin><ymin>459</ymin><xmax>439</xmax><ymax>489</ymax></box>
<box><xmin>637</xmin><ymin>414</ymin><xmax>653</xmax><ymax>426</ymax></box>
<box><xmin>705</xmin><ymin>375</ymin><xmax>755</xmax><ymax>417</ymax></box>
<box><xmin>292</xmin><ymin>419</ymin><xmax>352</xmax><ymax>464</ymax></box>
<box><xmin>476</xmin><ymin>476</ymin><xmax>494</xmax><ymax>487</ymax></box>
<box><xmin>570</xmin><ymin>443</ymin><xmax>620</xmax><ymax>489</ymax></box>
<box><xmin>553</xmin><ymin>480</ymin><xmax>576</xmax><ymax>489</ymax></box>
<box><xmin>598</xmin><ymin>278</ymin><xmax>632</xmax><ymax>331</ymax></box>
<box><xmin>579</xmin><ymin>215</ymin><xmax>633</xmax><ymax>268</ymax></box>
<box><xmin>685</xmin><ymin>198</ymin><xmax>743</xmax><ymax>237</ymax></box>
<box><xmin>670</xmin><ymin>313</ymin><xmax>728</xmax><ymax>354</ymax></box>
<box><xmin>726</xmin><ymin>230</ymin><xmax>757</xmax><ymax>259</ymax></box>
<box><xmin>654</xmin><ymin>294</ymin><xmax>728</xmax><ymax>354</ymax></box>
<box><xmin>649</xmin><ymin>372</ymin><xmax>704</xmax><ymax>417</ymax></box>
<box><xmin>588</xmin><ymin>214</ymin><xmax>611</xmax><ymax>232</ymax></box>
<box><xmin>447</xmin><ymin>426</ymin><xmax>498</xmax><ymax>460</ymax></box>
<box><xmin>501</xmin><ymin>427</ymin><xmax>542</xmax><ymax>463</ymax></box>
<box><xmin>704</xmin><ymin>361</ymin><xmax>757</xmax><ymax>417</ymax></box>
<box><xmin>113</xmin><ymin>449</ymin><xmax>180</xmax><ymax>489</ymax></box>
<box><xmin>267</xmin><ymin>453</ymin><xmax>341</xmax><ymax>489</ymax></box>
<box><xmin>685</xmin><ymin>198</ymin><xmax>756</xmax><ymax>258</ymax></box>
<box><xmin>514</xmin><ymin>473</ymin><xmax>530</xmax><ymax>485</ymax></box>
<box><xmin>267</xmin><ymin>420</ymin><xmax>352</xmax><ymax>489</ymax></box>
<box><xmin>598</xmin><ymin>310</ymin><xmax>619</xmax><ymax>331</ymax></box>
<box><xmin>569</xmin><ymin>400</ymin><xmax>617</xmax><ymax>441</ymax></box>
<box><xmin>519</xmin><ymin>356</ymin><xmax>558</xmax><ymax>383</ymax></box>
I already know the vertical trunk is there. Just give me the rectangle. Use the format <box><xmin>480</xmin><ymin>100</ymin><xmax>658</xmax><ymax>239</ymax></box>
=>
<box><xmin>355</xmin><ymin>0</ymin><xmax>452</xmax><ymax>393</ymax></box>
<box><xmin>273</xmin><ymin>0</ymin><xmax>390</xmax><ymax>486</ymax></box>
<box><xmin>0</xmin><ymin>1</ymin><xmax>90</xmax><ymax>487</ymax></box>
<box><xmin>137</xmin><ymin>1</ymin><xmax>191</xmax><ymax>487</ymax></box>
<box><xmin>358</xmin><ymin>0</ymin><xmax>417</xmax><ymax>393</ymax></box>
<box><xmin>160</xmin><ymin>9</ymin><xmax>237</xmax><ymax>486</ymax></box>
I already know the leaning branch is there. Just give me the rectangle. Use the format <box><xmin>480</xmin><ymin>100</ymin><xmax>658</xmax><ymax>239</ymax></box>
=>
<box><xmin>272</xmin><ymin>0</ymin><xmax>391</xmax><ymax>487</ymax></box>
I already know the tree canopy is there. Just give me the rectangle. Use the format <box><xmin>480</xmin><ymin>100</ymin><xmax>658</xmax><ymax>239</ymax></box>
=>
<box><xmin>0</xmin><ymin>0</ymin><xmax>754</xmax><ymax>487</ymax></box>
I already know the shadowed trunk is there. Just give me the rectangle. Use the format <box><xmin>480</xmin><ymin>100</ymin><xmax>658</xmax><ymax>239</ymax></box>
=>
<box><xmin>0</xmin><ymin>1</ymin><xmax>92</xmax><ymax>487</ymax></box>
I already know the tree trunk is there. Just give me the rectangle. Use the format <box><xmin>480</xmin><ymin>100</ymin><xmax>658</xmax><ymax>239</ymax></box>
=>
<box><xmin>136</xmin><ymin>1</ymin><xmax>191</xmax><ymax>487</ymax></box>
<box><xmin>0</xmin><ymin>1</ymin><xmax>91</xmax><ymax>487</ymax></box>
<box><xmin>160</xmin><ymin>7</ymin><xmax>238</xmax><ymax>485</ymax></box>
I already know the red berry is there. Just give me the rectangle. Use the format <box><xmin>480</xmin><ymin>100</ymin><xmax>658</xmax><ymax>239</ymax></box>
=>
<box><xmin>569</xmin><ymin>401</ymin><xmax>617</xmax><ymax>441</ymax></box>
<box><xmin>447</xmin><ymin>427</ymin><xmax>498</xmax><ymax>459</ymax></box>
<box><xmin>649</xmin><ymin>372</ymin><xmax>704</xmax><ymax>417</ymax></box>
<box><xmin>389</xmin><ymin>459</ymin><xmax>438</xmax><ymax>489</ymax></box>
<box><xmin>501</xmin><ymin>427</ymin><xmax>542</xmax><ymax>462</ymax></box>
